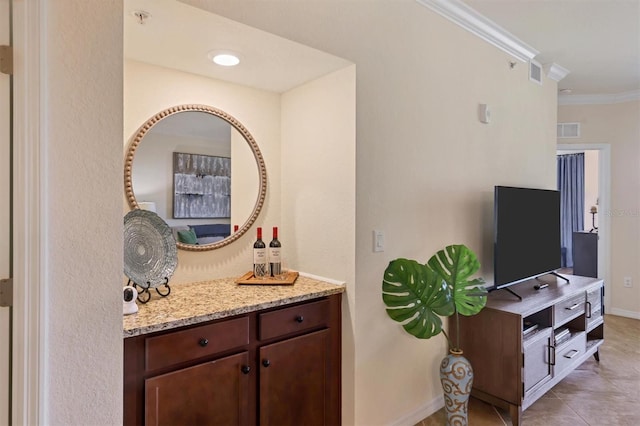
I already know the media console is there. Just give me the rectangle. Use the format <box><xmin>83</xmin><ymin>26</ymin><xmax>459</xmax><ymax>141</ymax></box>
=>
<box><xmin>454</xmin><ymin>275</ymin><xmax>604</xmax><ymax>426</ymax></box>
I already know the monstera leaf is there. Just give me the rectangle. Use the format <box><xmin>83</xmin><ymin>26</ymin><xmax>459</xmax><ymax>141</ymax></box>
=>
<box><xmin>427</xmin><ymin>244</ymin><xmax>487</xmax><ymax>316</ymax></box>
<box><xmin>382</xmin><ymin>258</ymin><xmax>454</xmax><ymax>339</ymax></box>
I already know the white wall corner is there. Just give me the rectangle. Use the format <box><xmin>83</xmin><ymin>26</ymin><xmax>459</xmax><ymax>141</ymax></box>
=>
<box><xmin>416</xmin><ymin>0</ymin><xmax>539</xmax><ymax>62</ymax></box>
<box><xmin>543</xmin><ymin>62</ymin><xmax>570</xmax><ymax>82</ymax></box>
<box><xmin>389</xmin><ymin>395</ymin><xmax>444</xmax><ymax>426</ymax></box>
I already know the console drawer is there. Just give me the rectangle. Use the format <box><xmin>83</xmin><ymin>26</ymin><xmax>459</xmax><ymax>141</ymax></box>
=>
<box><xmin>145</xmin><ymin>316</ymin><xmax>249</xmax><ymax>371</ymax></box>
<box><xmin>586</xmin><ymin>286</ymin><xmax>603</xmax><ymax>327</ymax></box>
<box><xmin>553</xmin><ymin>293</ymin><xmax>585</xmax><ymax>327</ymax></box>
<box><xmin>259</xmin><ymin>299</ymin><xmax>329</xmax><ymax>340</ymax></box>
<box><xmin>553</xmin><ymin>332</ymin><xmax>586</xmax><ymax>375</ymax></box>
<box><xmin>587</xmin><ymin>303</ymin><xmax>603</xmax><ymax>328</ymax></box>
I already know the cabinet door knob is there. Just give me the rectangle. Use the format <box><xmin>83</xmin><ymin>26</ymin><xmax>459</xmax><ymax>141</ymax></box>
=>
<box><xmin>198</xmin><ymin>338</ymin><xmax>209</xmax><ymax>347</ymax></box>
<box><xmin>262</xmin><ymin>359</ymin><xmax>271</xmax><ymax>367</ymax></box>
<box><xmin>295</xmin><ymin>315</ymin><xmax>304</xmax><ymax>323</ymax></box>
<box><xmin>241</xmin><ymin>365</ymin><xmax>251</xmax><ymax>374</ymax></box>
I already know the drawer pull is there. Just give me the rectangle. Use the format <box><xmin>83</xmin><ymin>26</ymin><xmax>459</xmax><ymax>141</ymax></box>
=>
<box><xmin>241</xmin><ymin>365</ymin><xmax>251</xmax><ymax>374</ymax></box>
<box><xmin>295</xmin><ymin>315</ymin><xmax>304</xmax><ymax>323</ymax></box>
<box><xmin>198</xmin><ymin>338</ymin><xmax>209</xmax><ymax>347</ymax></box>
<box><xmin>565</xmin><ymin>303</ymin><xmax>581</xmax><ymax>310</ymax></box>
<box><xmin>564</xmin><ymin>349</ymin><xmax>580</xmax><ymax>359</ymax></box>
<box><xmin>586</xmin><ymin>301</ymin><xmax>592</xmax><ymax>318</ymax></box>
<box><xmin>262</xmin><ymin>359</ymin><xmax>271</xmax><ymax>368</ymax></box>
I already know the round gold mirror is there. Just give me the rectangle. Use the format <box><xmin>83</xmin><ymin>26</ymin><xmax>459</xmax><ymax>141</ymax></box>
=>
<box><xmin>124</xmin><ymin>104</ymin><xmax>267</xmax><ymax>251</ymax></box>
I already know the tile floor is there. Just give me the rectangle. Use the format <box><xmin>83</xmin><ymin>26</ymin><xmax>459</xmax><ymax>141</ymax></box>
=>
<box><xmin>416</xmin><ymin>314</ymin><xmax>640</xmax><ymax>426</ymax></box>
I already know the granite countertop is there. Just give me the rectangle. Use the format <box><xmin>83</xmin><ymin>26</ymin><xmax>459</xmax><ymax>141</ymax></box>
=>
<box><xmin>123</xmin><ymin>273</ymin><xmax>345</xmax><ymax>338</ymax></box>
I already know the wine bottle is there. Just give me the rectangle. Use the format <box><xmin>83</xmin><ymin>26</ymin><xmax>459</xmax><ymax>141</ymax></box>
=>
<box><xmin>269</xmin><ymin>227</ymin><xmax>282</xmax><ymax>278</ymax></box>
<box><xmin>253</xmin><ymin>227</ymin><xmax>268</xmax><ymax>277</ymax></box>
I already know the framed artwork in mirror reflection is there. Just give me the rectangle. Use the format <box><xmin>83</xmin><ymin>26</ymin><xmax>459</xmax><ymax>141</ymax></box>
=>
<box><xmin>172</xmin><ymin>152</ymin><xmax>231</xmax><ymax>219</ymax></box>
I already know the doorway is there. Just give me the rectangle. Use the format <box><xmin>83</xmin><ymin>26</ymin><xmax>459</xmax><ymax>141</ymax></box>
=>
<box><xmin>557</xmin><ymin>144</ymin><xmax>611</xmax><ymax>311</ymax></box>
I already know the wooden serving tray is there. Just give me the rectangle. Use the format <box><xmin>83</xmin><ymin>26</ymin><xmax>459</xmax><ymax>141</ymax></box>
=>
<box><xmin>235</xmin><ymin>270</ymin><xmax>299</xmax><ymax>285</ymax></box>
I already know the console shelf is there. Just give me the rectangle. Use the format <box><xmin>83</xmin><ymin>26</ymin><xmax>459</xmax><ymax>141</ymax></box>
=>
<box><xmin>454</xmin><ymin>275</ymin><xmax>604</xmax><ymax>426</ymax></box>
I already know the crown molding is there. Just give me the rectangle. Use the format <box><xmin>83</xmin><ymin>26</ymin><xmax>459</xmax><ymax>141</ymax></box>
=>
<box><xmin>544</xmin><ymin>63</ymin><xmax>570</xmax><ymax>82</ymax></box>
<box><xmin>416</xmin><ymin>0</ymin><xmax>539</xmax><ymax>62</ymax></box>
<box><xmin>559</xmin><ymin>90</ymin><xmax>640</xmax><ymax>105</ymax></box>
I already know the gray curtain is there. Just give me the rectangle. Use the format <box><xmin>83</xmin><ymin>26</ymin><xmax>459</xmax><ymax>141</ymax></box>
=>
<box><xmin>557</xmin><ymin>153</ymin><xmax>585</xmax><ymax>268</ymax></box>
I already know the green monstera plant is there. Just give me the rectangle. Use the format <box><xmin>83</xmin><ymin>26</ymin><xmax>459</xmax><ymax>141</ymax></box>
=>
<box><xmin>382</xmin><ymin>244</ymin><xmax>487</xmax><ymax>351</ymax></box>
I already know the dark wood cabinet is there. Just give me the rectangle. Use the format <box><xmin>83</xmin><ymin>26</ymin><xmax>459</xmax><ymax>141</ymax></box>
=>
<box><xmin>124</xmin><ymin>293</ymin><xmax>341</xmax><ymax>426</ymax></box>
<box><xmin>455</xmin><ymin>275</ymin><xmax>603</xmax><ymax>426</ymax></box>
<box><xmin>259</xmin><ymin>330</ymin><xmax>329</xmax><ymax>426</ymax></box>
<box><xmin>145</xmin><ymin>352</ymin><xmax>250</xmax><ymax>426</ymax></box>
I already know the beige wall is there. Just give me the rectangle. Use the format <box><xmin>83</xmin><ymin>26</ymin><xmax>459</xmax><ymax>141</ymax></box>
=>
<box><xmin>125</xmin><ymin>59</ymin><xmax>356</xmax><ymax>283</ymax></box>
<box><xmin>558</xmin><ymin>101</ymin><xmax>640</xmax><ymax>318</ymax></box>
<box><xmin>125</xmin><ymin>59</ymin><xmax>282</xmax><ymax>282</ymax></box>
<box><xmin>125</xmin><ymin>59</ymin><xmax>358</xmax><ymax>422</ymax></box>
<box><xmin>189</xmin><ymin>2</ymin><xmax>559</xmax><ymax>424</ymax></box>
<box><xmin>351</xmin><ymin>13</ymin><xmax>557</xmax><ymax>425</ymax></box>
<box><xmin>43</xmin><ymin>1</ymin><xmax>123</xmax><ymax>424</ymax></box>
<box><xmin>281</xmin><ymin>66</ymin><xmax>357</xmax><ymax>424</ymax></box>
<box><xmin>40</xmin><ymin>1</ymin><xmax>562</xmax><ymax>424</ymax></box>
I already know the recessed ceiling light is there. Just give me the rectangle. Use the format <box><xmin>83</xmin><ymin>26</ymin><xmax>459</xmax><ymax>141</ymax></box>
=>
<box><xmin>208</xmin><ymin>51</ymin><xmax>240</xmax><ymax>67</ymax></box>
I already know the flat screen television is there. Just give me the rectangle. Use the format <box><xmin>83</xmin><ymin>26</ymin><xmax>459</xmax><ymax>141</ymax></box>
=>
<box><xmin>493</xmin><ymin>186</ymin><xmax>561</xmax><ymax>289</ymax></box>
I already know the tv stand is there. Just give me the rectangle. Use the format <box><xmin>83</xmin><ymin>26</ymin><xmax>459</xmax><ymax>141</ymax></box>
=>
<box><xmin>540</xmin><ymin>271</ymin><xmax>570</xmax><ymax>284</ymax></box>
<box><xmin>454</xmin><ymin>275</ymin><xmax>604</xmax><ymax>425</ymax></box>
<box><xmin>503</xmin><ymin>287</ymin><xmax>522</xmax><ymax>301</ymax></box>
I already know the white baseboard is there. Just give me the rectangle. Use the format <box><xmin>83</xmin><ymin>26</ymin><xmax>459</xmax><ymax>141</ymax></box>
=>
<box><xmin>608</xmin><ymin>308</ymin><xmax>640</xmax><ymax>320</ymax></box>
<box><xmin>389</xmin><ymin>395</ymin><xmax>444</xmax><ymax>426</ymax></box>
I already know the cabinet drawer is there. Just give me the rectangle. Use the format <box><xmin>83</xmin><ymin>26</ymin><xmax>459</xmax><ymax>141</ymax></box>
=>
<box><xmin>553</xmin><ymin>293</ymin><xmax>585</xmax><ymax>327</ymax></box>
<box><xmin>145</xmin><ymin>316</ymin><xmax>249</xmax><ymax>371</ymax></box>
<box><xmin>586</xmin><ymin>286</ymin><xmax>601</xmax><ymax>306</ymax></box>
<box><xmin>259</xmin><ymin>299</ymin><xmax>329</xmax><ymax>340</ymax></box>
<box><xmin>553</xmin><ymin>332</ymin><xmax>586</xmax><ymax>375</ymax></box>
<box><xmin>587</xmin><ymin>303</ymin><xmax>603</xmax><ymax>328</ymax></box>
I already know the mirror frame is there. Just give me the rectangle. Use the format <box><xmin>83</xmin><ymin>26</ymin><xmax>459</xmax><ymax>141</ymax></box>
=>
<box><xmin>124</xmin><ymin>104</ymin><xmax>267</xmax><ymax>251</ymax></box>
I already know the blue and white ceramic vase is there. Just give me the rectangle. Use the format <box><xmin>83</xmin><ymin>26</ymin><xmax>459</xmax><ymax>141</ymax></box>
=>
<box><xmin>439</xmin><ymin>349</ymin><xmax>473</xmax><ymax>426</ymax></box>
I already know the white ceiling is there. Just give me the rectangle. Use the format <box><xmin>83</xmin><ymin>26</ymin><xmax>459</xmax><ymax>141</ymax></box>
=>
<box><xmin>464</xmin><ymin>0</ymin><xmax>640</xmax><ymax>97</ymax></box>
<box><xmin>124</xmin><ymin>0</ymin><xmax>351</xmax><ymax>93</ymax></box>
<box><xmin>126</xmin><ymin>0</ymin><xmax>639</xmax><ymax>100</ymax></box>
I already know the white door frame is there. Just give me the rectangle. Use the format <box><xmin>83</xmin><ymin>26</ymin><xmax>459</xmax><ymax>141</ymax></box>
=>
<box><xmin>1</xmin><ymin>0</ymin><xmax>11</xmax><ymax>423</ymax></box>
<box><xmin>557</xmin><ymin>143</ymin><xmax>611</xmax><ymax>313</ymax></box>
<box><xmin>11</xmin><ymin>0</ymin><xmax>44</xmax><ymax>424</ymax></box>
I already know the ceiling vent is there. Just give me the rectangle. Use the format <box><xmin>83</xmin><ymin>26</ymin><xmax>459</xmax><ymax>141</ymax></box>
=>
<box><xmin>557</xmin><ymin>122</ymin><xmax>581</xmax><ymax>138</ymax></box>
<box><xmin>529</xmin><ymin>59</ymin><xmax>542</xmax><ymax>85</ymax></box>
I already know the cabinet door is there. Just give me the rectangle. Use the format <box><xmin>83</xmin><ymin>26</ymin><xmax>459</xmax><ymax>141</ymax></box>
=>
<box><xmin>145</xmin><ymin>351</ymin><xmax>250</xmax><ymax>426</ymax></box>
<box><xmin>523</xmin><ymin>327</ymin><xmax>552</xmax><ymax>394</ymax></box>
<box><xmin>259</xmin><ymin>329</ymin><xmax>329</xmax><ymax>426</ymax></box>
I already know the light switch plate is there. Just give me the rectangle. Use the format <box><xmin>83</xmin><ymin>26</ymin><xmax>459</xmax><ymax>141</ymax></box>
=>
<box><xmin>373</xmin><ymin>230</ymin><xmax>384</xmax><ymax>252</ymax></box>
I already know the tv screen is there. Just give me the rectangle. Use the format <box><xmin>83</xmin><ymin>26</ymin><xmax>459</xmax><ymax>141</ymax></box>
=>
<box><xmin>493</xmin><ymin>186</ymin><xmax>561</xmax><ymax>289</ymax></box>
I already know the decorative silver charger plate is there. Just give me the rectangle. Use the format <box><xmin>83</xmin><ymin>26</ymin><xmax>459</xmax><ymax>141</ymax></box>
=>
<box><xmin>124</xmin><ymin>209</ymin><xmax>178</xmax><ymax>288</ymax></box>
